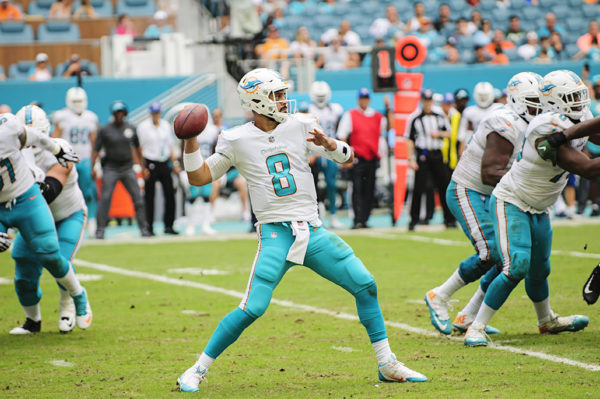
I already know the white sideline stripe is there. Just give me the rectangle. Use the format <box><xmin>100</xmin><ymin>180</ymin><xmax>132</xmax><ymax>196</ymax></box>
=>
<box><xmin>73</xmin><ymin>258</ymin><xmax>600</xmax><ymax>372</ymax></box>
<box><xmin>48</xmin><ymin>360</ymin><xmax>75</xmax><ymax>367</ymax></box>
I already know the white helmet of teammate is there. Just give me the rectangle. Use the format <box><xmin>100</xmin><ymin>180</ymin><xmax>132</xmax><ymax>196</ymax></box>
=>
<box><xmin>310</xmin><ymin>81</ymin><xmax>331</xmax><ymax>109</ymax></box>
<box><xmin>540</xmin><ymin>69</ymin><xmax>590</xmax><ymax>120</ymax></box>
<box><xmin>237</xmin><ymin>68</ymin><xmax>295</xmax><ymax>123</ymax></box>
<box><xmin>16</xmin><ymin>104</ymin><xmax>50</xmax><ymax>136</ymax></box>
<box><xmin>506</xmin><ymin>72</ymin><xmax>543</xmax><ymax>122</ymax></box>
<box><xmin>473</xmin><ymin>81</ymin><xmax>494</xmax><ymax>108</ymax></box>
<box><xmin>66</xmin><ymin>87</ymin><xmax>88</xmax><ymax>115</ymax></box>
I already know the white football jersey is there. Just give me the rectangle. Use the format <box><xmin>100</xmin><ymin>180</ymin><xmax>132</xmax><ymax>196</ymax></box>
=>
<box><xmin>212</xmin><ymin>113</ymin><xmax>336</xmax><ymax>225</ymax></box>
<box><xmin>458</xmin><ymin>103</ymin><xmax>502</xmax><ymax>143</ymax></box>
<box><xmin>197</xmin><ymin>123</ymin><xmax>220</xmax><ymax>159</ymax></box>
<box><xmin>52</xmin><ymin>108</ymin><xmax>99</xmax><ymax>160</ymax></box>
<box><xmin>0</xmin><ymin>113</ymin><xmax>35</xmax><ymax>203</ymax></box>
<box><xmin>34</xmin><ymin>150</ymin><xmax>85</xmax><ymax>222</ymax></box>
<box><xmin>308</xmin><ymin>103</ymin><xmax>343</xmax><ymax>138</ymax></box>
<box><xmin>493</xmin><ymin>111</ymin><xmax>590</xmax><ymax>213</ymax></box>
<box><xmin>452</xmin><ymin>106</ymin><xmax>527</xmax><ymax>195</ymax></box>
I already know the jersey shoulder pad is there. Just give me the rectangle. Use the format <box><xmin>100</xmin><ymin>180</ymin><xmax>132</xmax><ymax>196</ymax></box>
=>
<box><xmin>529</xmin><ymin>112</ymin><xmax>574</xmax><ymax>137</ymax></box>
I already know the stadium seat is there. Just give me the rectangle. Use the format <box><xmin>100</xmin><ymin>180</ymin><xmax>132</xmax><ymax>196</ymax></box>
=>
<box><xmin>7</xmin><ymin>61</ymin><xmax>49</xmax><ymax>80</ymax></box>
<box><xmin>37</xmin><ymin>21</ymin><xmax>81</xmax><ymax>42</ymax></box>
<box><xmin>0</xmin><ymin>21</ymin><xmax>34</xmax><ymax>44</ymax></box>
<box><xmin>504</xmin><ymin>48</ymin><xmax>519</xmax><ymax>61</ymax></box>
<box><xmin>479</xmin><ymin>0</ymin><xmax>496</xmax><ymax>12</ymax></box>
<box><xmin>582</xmin><ymin>4</ymin><xmax>599</xmax><ymax>18</ymax></box>
<box><xmin>28</xmin><ymin>0</ymin><xmax>54</xmax><ymax>17</ymax></box>
<box><xmin>0</xmin><ymin>64</ymin><xmax>4</xmax><ymax>78</ymax></box>
<box><xmin>73</xmin><ymin>0</ymin><xmax>114</xmax><ymax>17</ymax></box>
<box><xmin>565</xmin><ymin>44</ymin><xmax>580</xmax><ymax>58</ymax></box>
<box><xmin>456</xmin><ymin>36</ymin><xmax>474</xmax><ymax>50</ymax></box>
<box><xmin>55</xmin><ymin>59</ymin><xmax>99</xmax><ymax>77</ymax></box>
<box><xmin>522</xmin><ymin>7</ymin><xmax>541</xmax><ymax>22</ymax></box>
<box><xmin>116</xmin><ymin>0</ymin><xmax>156</xmax><ymax>17</ymax></box>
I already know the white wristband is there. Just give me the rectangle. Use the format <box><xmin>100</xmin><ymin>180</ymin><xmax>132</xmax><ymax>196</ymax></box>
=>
<box><xmin>327</xmin><ymin>140</ymin><xmax>352</xmax><ymax>163</ymax></box>
<box><xmin>183</xmin><ymin>149</ymin><xmax>204</xmax><ymax>172</ymax></box>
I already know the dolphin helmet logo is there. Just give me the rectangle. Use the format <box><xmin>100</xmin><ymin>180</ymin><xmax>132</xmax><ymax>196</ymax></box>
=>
<box><xmin>240</xmin><ymin>77</ymin><xmax>262</xmax><ymax>93</ymax></box>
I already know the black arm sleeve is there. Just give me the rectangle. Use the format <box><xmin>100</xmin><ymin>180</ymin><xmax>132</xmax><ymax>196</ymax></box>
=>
<box><xmin>38</xmin><ymin>176</ymin><xmax>63</xmax><ymax>204</ymax></box>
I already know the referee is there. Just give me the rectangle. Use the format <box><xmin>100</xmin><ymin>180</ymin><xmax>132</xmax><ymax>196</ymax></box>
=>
<box><xmin>407</xmin><ymin>89</ymin><xmax>455</xmax><ymax>231</ymax></box>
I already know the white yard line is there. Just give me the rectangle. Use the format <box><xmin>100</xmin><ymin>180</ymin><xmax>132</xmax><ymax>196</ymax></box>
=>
<box><xmin>74</xmin><ymin>258</ymin><xmax>600</xmax><ymax>372</ymax></box>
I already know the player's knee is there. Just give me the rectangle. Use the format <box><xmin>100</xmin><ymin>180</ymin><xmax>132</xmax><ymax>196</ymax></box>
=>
<box><xmin>14</xmin><ymin>278</ymin><xmax>42</xmax><ymax>305</ymax></box>
<box><xmin>508</xmin><ymin>253</ymin><xmax>530</xmax><ymax>281</ymax></box>
<box><xmin>244</xmin><ymin>284</ymin><xmax>273</xmax><ymax>319</ymax></box>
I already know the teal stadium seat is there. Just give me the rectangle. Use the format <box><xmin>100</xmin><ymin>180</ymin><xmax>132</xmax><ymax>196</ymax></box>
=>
<box><xmin>0</xmin><ymin>21</ymin><xmax>34</xmax><ymax>43</ymax></box>
<box><xmin>28</xmin><ymin>0</ymin><xmax>54</xmax><ymax>17</ymax></box>
<box><xmin>8</xmin><ymin>61</ymin><xmax>53</xmax><ymax>80</ymax></box>
<box><xmin>116</xmin><ymin>0</ymin><xmax>156</xmax><ymax>17</ymax></box>
<box><xmin>37</xmin><ymin>21</ymin><xmax>81</xmax><ymax>42</ymax></box>
<box><xmin>73</xmin><ymin>0</ymin><xmax>114</xmax><ymax>18</ymax></box>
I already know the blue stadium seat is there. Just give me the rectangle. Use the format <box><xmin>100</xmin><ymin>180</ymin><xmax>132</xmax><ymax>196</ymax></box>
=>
<box><xmin>456</xmin><ymin>35</ymin><xmax>474</xmax><ymax>50</ymax></box>
<box><xmin>522</xmin><ymin>7</ymin><xmax>541</xmax><ymax>22</ymax></box>
<box><xmin>0</xmin><ymin>21</ymin><xmax>34</xmax><ymax>43</ymax></box>
<box><xmin>55</xmin><ymin>59</ymin><xmax>99</xmax><ymax>77</ymax></box>
<box><xmin>479</xmin><ymin>0</ymin><xmax>496</xmax><ymax>12</ymax></box>
<box><xmin>37</xmin><ymin>21</ymin><xmax>81</xmax><ymax>42</ymax></box>
<box><xmin>116</xmin><ymin>0</ymin><xmax>156</xmax><ymax>17</ymax></box>
<box><xmin>8</xmin><ymin>61</ymin><xmax>36</xmax><ymax>80</ymax></box>
<box><xmin>0</xmin><ymin>64</ymin><xmax>4</xmax><ymax>78</ymax></box>
<box><xmin>566</xmin><ymin>44</ymin><xmax>580</xmax><ymax>58</ymax></box>
<box><xmin>73</xmin><ymin>0</ymin><xmax>114</xmax><ymax>18</ymax></box>
<box><xmin>460</xmin><ymin>49</ymin><xmax>474</xmax><ymax>64</ymax></box>
<box><xmin>28</xmin><ymin>0</ymin><xmax>54</xmax><ymax>17</ymax></box>
<box><xmin>504</xmin><ymin>48</ymin><xmax>519</xmax><ymax>61</ymax></box>
<box><xmin>582</xmin><ymin>4</ymin><xmax>599</xmax><ymax>18</ymax></box>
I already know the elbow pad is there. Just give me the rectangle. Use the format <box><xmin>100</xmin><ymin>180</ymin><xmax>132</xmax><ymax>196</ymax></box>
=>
<box><xmin>38</xmin><ymin>176</ymin><xmax>63</xmax><ymax>204</ymax></box>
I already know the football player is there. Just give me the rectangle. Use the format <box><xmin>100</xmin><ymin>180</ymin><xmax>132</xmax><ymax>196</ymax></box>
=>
<box><xmin>465</xmin><ymin>70</ymin><xmax>599</xmax><ymax>346</ymax></box>
<box><xmin>425</xmin><ymin>72</ymin><xmax>543</xmax><ymax>335</ymax></box>
<box><xmin>176</xmin><ymin>68</ymin><xmax>427</xmax><ymax>392</ymax></box>
<box><xmin>308</xmin><ymin>81</ymin><xmax>345</xmax><ymax>229</ymax></box>
<box><xmin>0</xmin><ymin>105</ymin><xmax>91</xmax><ymax>334</ymax></box>
<box><xmin>52</xmin><ymin>87</ymin><xmax>99</xmax><ymax>236</ymax></box>
<box><xmin>14</xmin><ymin>105</ymin><xmax>89</xmax><ymax>333</ymax></box>
<box><xmin>457</xmin><ymin>81</ymin><xmax>501</xmax><ymax>155</ymax></box>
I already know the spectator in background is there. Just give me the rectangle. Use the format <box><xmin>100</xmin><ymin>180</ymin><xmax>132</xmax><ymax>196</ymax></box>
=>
<box><xmin>517</xmin><ymin>30</ymin><xmax>539</xmax><ymax>60</ymax></box>
<box><xmin>489</xmin><ymin>44</ymin><xmax>509</xmax><ymax>65</ymax></box>
<box><xmin>551</xmin><ymin>31</ymin><xmax>566</xmax><ymax>60</ymax></box>
<box><xmin>407</xmin><ymin>89</ymin><xmax>455</xmax><ymax>231</ymax></box>
<box><xmin>337</xmin><ymin>88</ymin><xmax>388</xmax><ymax>229</ymax></box>
<box><xmin>290</xmin><ymin>26</ymin><xmax>316</xmax><ymax>60</ymax></box>
<box><xmin>533</xmin><ymin>47</ymin><xmax>552</xmax><ymax>64</ymax></box>
<box><xmin>321</xmin><ymin>20</ymin><xmax>361</xmax><ymax>47</ymax></box>
<box><xmin>255</xmin><ymin>24</ymin><xmax>289</xmax><ymax>59</ymax></box>
<box><xmin>370</xmin><ymin>5</ymin><xmax>404</xmax><ymax>42</ymax></box>
<box><xmin>74</xmin><ymin>0</ymin><xmax>98</xmax><ymax>19</ymax></box>
<box><xmin>29</xmin><ymin>53</ymin><xmax>52</xmax><ymax>82</ymax></box>
<box><xmin>450</xmin><ymin>18</ymin><xmax>472</xmax><ymax>44</ymax></box>
<box><xmin>50</xmin><ymin>0</ymin><xmax>74</xmax><ymax>19</ymax></box>
<box><xmin>0</xmin><ymin>0</ymin><xmax>22</xmax><ymax>20</ymax></box>
<box><xmin>270</xmin><ymin>7</ymin><xmax>285</xmax><ymax>29</ymax></box>
<box><xmin>62</xmin><ymin>54</ymin><xmax>94</xmax><ymax>77</ymax></box>
<box><xmin>433</xmin><ymin>3</ymin><xmax>453</xmax><ymax>33</ymax></box>
<box><xmin>315</xmin><ymin>35</ymin><xmax>350</xmax><ymax>70</ymax></box>
<box><xmin>414</xmin><ymin>20</ymin><xmax>438</xmax><ymax>49</ymax></box>
<box><xmin>137</xmin><ymin>103</ymin><xmax>180</xmax><ymax>236</ymax></box>
<box><xmin>443</xmin><ymin>46</ymin><xmax>463</xmax><ymax>64</ymax></box>
<box><xmin>484</xmin><ymin>30</ymin><xmax>515</xmax><ymax>58</ymax></box>
<box><xmin>0</xmin><ymin>70</ymin><xmax>5</xmax><ymax>81</ymax></box>
<box><xmin>537</xmin><ymin>12</ymin><xmax>565</xmax><ymax>39</ymax></box>
<box><xmin>505</xmin><ymin>15</ymin><xmax>525</xmax><ymax>45</ymax></box>
<box><xmin>537</xmin><ymin>35</ymin><xmax>556</xmax><ymax>61</ymax></box>
<box><xmin>467</xmin><ymin>10</ymin><xmax>482</xmax><ymax>35</ymax></box>
<box><xmin>574</xmin><ymin>36</ymin><xmax>600</xmax><ymax>61</ymax></box>
<box><xmin>116</xmin><ymin>14</ymin><xmax>136</xmax><ymax>35</ymax></box>
<box><xmin>473</xmin><ymin>19</ymin><xmax>493</xmax><ymax>46</ymax></box>
<box><xmin>405</xmin><ymin>2</ymin><xmax>431</xmax><ymax>33</ymax></box>
<box><xmin>577</xmin><ymin>21</ymin><xmax>600</xmax><ymax>53</ymax></box>
<box><xmin>470</xmin><ymin>45</ymin><xmax>490</xmax><ymax>64</ymax></box>
<box><xmin>157</xmin><ymin>0</ymin><xmax>178</xmax><ymax>15</ymax></box>
<box><xmin>144</xmin><ymin>10</ymin><xmax>173</xmax><ymax>38</ymax></box>
<box><xmin>287</xmin><ymin>0</ymin><xmax>309</xmax><ymax>15</ymax></box>
<box><xmin>92</xmin><ymin>101</ymin><xmax>152</xmax><ymax>239</ymax></box>
<box><xmin>318</xmin><ymin>0</ymin><xmax>336</xmax><ymax>14</ymax></box>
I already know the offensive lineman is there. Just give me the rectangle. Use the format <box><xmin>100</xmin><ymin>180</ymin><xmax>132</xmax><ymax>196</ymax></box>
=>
<box><xmin>424</xmin><ymin>72</ymin><xmax>543</xmax><ymax>335</ymax></box>
<box><xmin>13</xmin><ymin>105</ymin><xmax>88</xmax><ymax>333</ymax></box>
<box><xmin>465</xmin><ymin>70</ymin><xmax>598</xmax><ymax>346</ymax></box>
<box><xmin>0</xmin><ymin>107</ymin><xmax>92</xmax><ymax>333</ymax></box>
<box><xmin>176</xmin><ymin>68</ymin><xmax>427</xmax><ymax>392</ymax></box>
<box><xmin>52</xmin><ymin>87</ymin><xmax>99</xmax><ymax>236</ymax></box>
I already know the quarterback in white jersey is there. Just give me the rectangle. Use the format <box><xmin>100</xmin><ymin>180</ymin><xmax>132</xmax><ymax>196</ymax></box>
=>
<box><xmin>425</xmin><ymin>72</ymin><xmax>543</xmax><ymax>336</ymax></box>
<box><xmin>0</xmin><ymin>106</ymin><xmax>91</xmax><ymax>334</ymax></box>
<box><xmin>465</xmin><ymin>70</ymin><xmax>599</xmax><ymax>347</ymax></box>
<box><xmin>457</xmin><ymin>81</ymin><xmax>502</xmax><ymax>154</ymax></box>
<box><xmin>176</xmin><ymin>68</ymin><xmax>427</xmax><ymax>393</ymax></box>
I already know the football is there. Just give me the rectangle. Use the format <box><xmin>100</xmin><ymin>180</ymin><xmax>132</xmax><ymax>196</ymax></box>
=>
<box><xmin>173</xmin><ymin>103</ymin><xmax>209</xmax><ymax>140</ymax></box>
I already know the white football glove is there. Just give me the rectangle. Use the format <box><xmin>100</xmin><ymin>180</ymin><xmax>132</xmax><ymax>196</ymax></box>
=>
<box><xmin>52</xmin><ymin>138</ymin><xmax>80</xmax><ymax>167</ymax></box>
<box><xmin>0</xmin><ymin>232</ymin><xmax>11</xmax><ymax>252</ymax></box>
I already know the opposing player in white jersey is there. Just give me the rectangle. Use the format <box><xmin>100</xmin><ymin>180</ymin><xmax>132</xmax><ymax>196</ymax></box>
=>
<box><xmin>458</xmin><ymin>81</ymin><xmax>502</xmax><ymax>155</ymax></box>
<box><xmin>308</xmin><ymin>81</ymin><xmax>345</xmax><ymax>228</ymax></box>
<box><xmin>424</xmin><ymin>72</ymin><xmax>544</xmax><ymax>336</ymax></box>
<box><xmin>176</xmin><ymin>68</ymin><xmax>427</xmax><ymax>392</ymax></box>
<box><xmin>465</xmin><ymin>70</ymin><xmax>598</xmax><ymax>346</ymax></box>
<box><xmin>52</xmin><ymin>87</ymin><xmax>99</xmax><ymax>235</ymax></box>
<box><xmin>13</xmin><ymin>105</ymin><xmax>88</xmax><ymax>333</ymax></box>
<box><xmin>0</xmin><ymin>106</ymin><xmax>91</xmax><ymax>334</ymax></box>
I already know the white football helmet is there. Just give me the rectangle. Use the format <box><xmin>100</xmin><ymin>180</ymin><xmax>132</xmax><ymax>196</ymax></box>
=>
<box><xmin>310</xmin><ymin>81</ymin><xmax>331</xmax><ymax>109</ymax></box>
<box><xmin>16</xmin><ymin>104</ymin><xmax>50</xmax><ymax>136</ymax></box>
<box><xmin>473</xmin><ymin>81</ymin><xmax>494</xmax><ymax>108</ymax></box>
<box><xmin>506</xmin><ymin>72</ymin><xmax>543</xmax><ymax>122</ymax></box>
<box><xmin>237</xmin><ymin>68</ymin><xmax>295</xmax><ymax>123</ymax></box>
<box><xmin>66</xmin><ymin>87</ymin><xmax>88</xmax><ymax>115</ymax></box>
<box><xmin>540</xmin><ymin>70</ymin><xmax>590</xmax><ymax>120</ymax></box>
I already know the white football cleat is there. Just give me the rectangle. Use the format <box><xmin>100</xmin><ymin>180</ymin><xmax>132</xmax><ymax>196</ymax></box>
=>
<box><xmin>329</xmin><ymin>215</ymin><xmax>345</xmax><ymax>229</ymax></box>
<box><xmin>59</xmin><ymin>296</ymin><xmax>76</xmax><ymax>333</ymax></box>
<box><xmin>185</xmin><ymin>224</ymin><xmax>196</xmax><ymax>236</ymax></box>
<box><xmin>464</xmin><ymin>321</ymin><xmax>488</xmax><ymax>347</ymax></box>
<box><xmin>72</xmin><ymin>289</ymin><xmax>92</xmax><ymax>329</ymax></box>
<box><xmin>202</xmin><ymin>222</ymin><xmax>216</xmax><ymax>236</ymax></box>
<box><xmin>9</xmin><ymin>318</ymin><xmax>41</xmax><ymax>335</ymax></box>
<box><xmin>539</xmin><ymin>313</ymin><xmax>589</xmax><ymax>334</ymax></box>
<box><xmin>177</xmin><ymin>365</ymin><xmax>208</xmax><ymax>392</ymax></box>
<box><xmin>424</xmin><ymin>289</ymin><xmax>452</xmax><ymax>335</ymax></box>
<box><xmin>452</xmin><ymin>312</ymin><xmax>501</xmax><ymax>335</ymax></box>
<box><xmin>378</xmin><ymin>354</ymin><xmax>428</xmax><ymax>383</ymax></box>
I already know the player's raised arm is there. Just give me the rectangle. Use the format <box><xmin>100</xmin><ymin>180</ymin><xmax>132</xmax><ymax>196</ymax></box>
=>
<box><xmin>555</xmin><ymin>142</ymin><xmax>600</xmax><ymax>179</ymax></box>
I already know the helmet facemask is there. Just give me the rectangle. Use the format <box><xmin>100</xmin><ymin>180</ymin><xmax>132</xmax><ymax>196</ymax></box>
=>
<box><xmin>238</xmin><ymin>68</ymin><xmax>296</xmax><ymax>123</ymax></box>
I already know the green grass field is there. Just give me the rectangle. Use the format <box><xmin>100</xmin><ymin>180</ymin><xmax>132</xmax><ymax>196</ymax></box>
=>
<box><xmin>1</xmin><ymin>224</ymin><xmax>599</xmax><ymax>398</ymax></box>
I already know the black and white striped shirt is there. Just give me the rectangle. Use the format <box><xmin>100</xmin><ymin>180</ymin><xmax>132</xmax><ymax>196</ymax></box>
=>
<box><xmin>408</xmin><ymin>110</ymin><xmax>449</xmax><ymax>151</ymax></box>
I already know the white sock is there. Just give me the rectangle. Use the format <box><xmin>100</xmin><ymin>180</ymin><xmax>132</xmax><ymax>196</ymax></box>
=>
<box><xmin>59</xmin><ymin>288</ymin><xmax>71</xmax><ymax>302</ymax></box>
<box><xmin>195</xmin><ymin>352</ymin><xmax>214</xmax><ymax>371</ymax></box>
<box><xmin>436</xmin><ymin>270</ymin><xmax>466</xmax><ymax>299</ymax></box>
<box><xmin>533</xmin><ymin>297</ymin><xmax>553</xmax><ymax>325</ymax></box>
<box><xmin>23</xmin><ymin>304</ymin><xmax>41</xmax><ymax>322</ymax></box>
<box><xmin>56</xmin><ymin>264</ymin><xmax>83</xmax><ymax>297</ymax></box>
<box><xmin>473</xmin><ymin>302</ymin><xmax>496</xmax><ymax>326</ymax></box>
<box><xmin>461</xmin><ymin>286</ymin><xmax>485</xmax><ymax>316</ymax></box>
<box><xmin>372</xmin><ymin>338</ymin><xmax>393</xmax><ymax>365</ymax></box>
